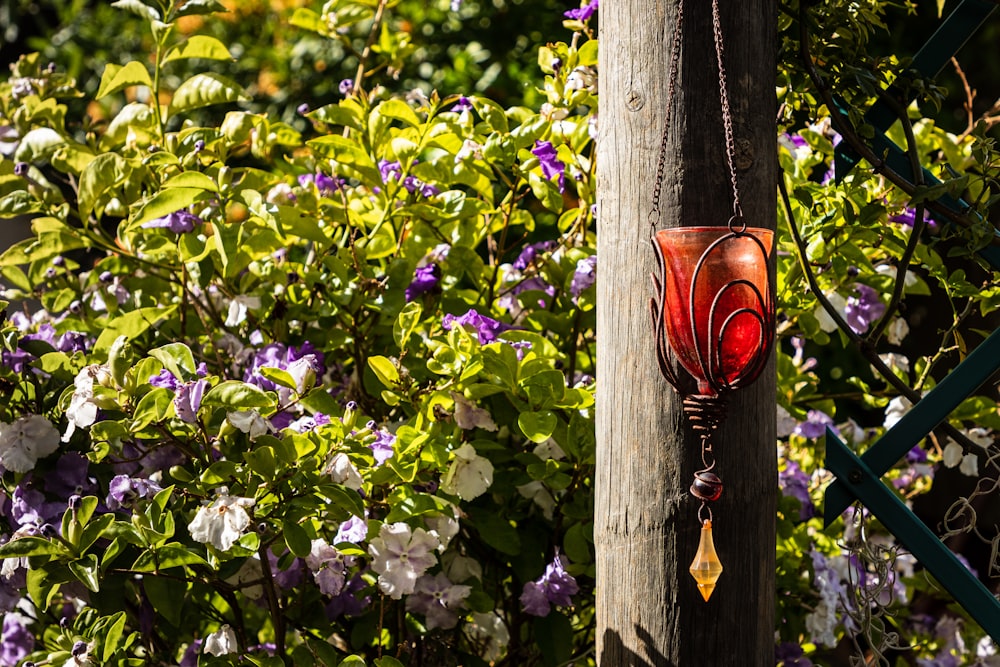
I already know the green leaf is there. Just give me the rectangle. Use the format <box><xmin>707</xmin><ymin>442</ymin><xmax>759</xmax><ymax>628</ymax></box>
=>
<box><xmin>161</xmin><ymin>170</ymin><xmax>219</xmax><ymax>191</ymax></box>
<box><xmin>375</xmin><ymin>658</ymin><xmax>406</xmax><ymax>667</ymax></box>
<box><xmin>340</xmin><ymin>657</ymin><xmax>367</xmax><ymax>667</ymax></box>
<box><xmin>377</xmin><ymin>99</ymin><xmax>421</xmax><ymax>128</ymax></box>
<box><xmin>110</xmin><ymin>0</ymin><xmax>160</xmax><ymax>21</ymax></box>
<box><xmin>163</xmin><ymin>35</ymin><xmax>233</xmax><ymax>63</ymax></box>
<box><xmin>68</xmin><ymin>554</ymin><xmax>101</xmax><ymax>591</ymax></box>
<box><xmin>0</xmin><ymin>536</ymin><xmax>66</xmax><ymax>558</ymax></box>
<box><xmin>132</xmin><ymin>544</ymin><xmax>209</xmax><ymax>571</ymax></box>
<box><xmin>315</xmin><ymin>484</ymin><xmax>366</xmax><ymax>519</ymax></box>
<box><xmin>307</xmin><ymin>135</ymin><xmax>380</xmax><ymax>183</ymax></box>
<box><xmin>167</xmin><ymin>73</ymin><xmax>248</xmax><ymax>118</ymax></box>
<box><xmin>468</xmin><ymin>509</ymin><xmax>520</xmax><ymax>555</ymax></box>
<box><xmin>94</xmin><ymin>306</ymin><xmax>177</xmax><ymax>355</ymax></box>
<box><xmin>131</xmin><ymin>387</ymin><xmax>174</xmax><ymax>430</ymax></box>
<box><xmin>96</xmin><ymin>61</ymin><xmax>153</xmax><ymax>99</ymax></box>
<box><xmin>534</xmin><ymin>612</ymin><xmax>574</xmax><ymax>667</ymax></box>
<box><xmin>101</xmin><ymin>612</ymin><xmax>127</xmax><ymax>662</ymax></box>
<box><xmin>394</xmin><ymin>301</ymin><xmax>423</xmax><ymax>349</ymax></box>
<box><xmin>518</xmin><ymin>410</ymin><xmax>558</xmax><ymax>443</ymax></box>
<box><xmin>128</xmin><ymin>187</ymin><xmax>205</xmax><ymax>230</ymax></box>
<box><xmin>368</xmin><ymin>355</ymin><xmax>400</xmax><ymax>387</ymax></box>
<box><xmin>169</xmin><ymin>0</ymin><xmax>227</xmax><ymax>18</ymax></box>
<box><xmin>283</xmin><ymin>519</ymin><xmax>312</xmax><ymax>558</ymax></box>
<box><xmin>528</xmin><ymin>171</ymin><xmax>563</xmax><ymax>212</ymax></box>
<box><xmin>201</xmin><ymin>380</ymin><xmax>275</xmax><ymax>409</ymax></box>
<box><xmin>149</xmin><ymin>342</ymin><xmax>197</xmax><ymax>380</ymax></box>
<box><xmin>79</xmin><ymin>153</ymin><xmax>128</xmax><ymax>214</ymax></box>
<box><xmin>79</xmin><ymin>513</ymin><xmax>116</xmax><ymax>554</ymax></box>
<box><xmin>143</xmin><ymin>574</ymin><xmax>187</xmax><ymax>626</ymax></box>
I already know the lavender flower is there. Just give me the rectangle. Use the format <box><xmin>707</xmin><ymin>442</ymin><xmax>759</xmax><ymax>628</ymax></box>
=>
<box><xmin>844</xmin><ymin>284</ymin><xmax>886</xmax><ymax>334</ymax></box>
<box><xmin>339</xmin><ymin>79</ymin><xmax>354</xmax><ymax>96</ymax></box>
<box><xmin>369</xmin><ymin>426</ymin><xmax>396</xmax><ymax>465</ymax></box>
<box><xmin>442</xmin><ymin>309</ymin><xmax>509</xmax><ymax>344</ymax></box>
<box><xmin>0</xmin><ymin>613</ymin><xmax>34</xmax><ymax>666</ymax></box>
<box><xmin>405</xmin><ymin>264</ymin><xmax>441</xmax><ymax>302</ymax></box>
<box><xmin>452</xmin><ymin>96</ymin><xmax>473</xmax><ymax>112</ymax></box>
<box><xmin>794</xmin><ymin>410</ymin><xmax>839</xmax><ymax>440</ymax></box>
<box><xmin>570</xmin><ymin>256</ymin><xmax>597</xmax><ymax>297</ymax></box>
<box><xmin>107</xmin><ymin>474</ymin><xmax>163</xmax><ymax>511</ymax></box>
<box><xmin>531</xmin><ymin>140</ymin><xmax>566</xmax><ymax>193</ymax></box>
<box><xmin>513</xmin><ymin>241</ymin><xmax>555</xmax><ymax>271</ymax></box>
<box><xmin>174</xmin><ymin>379</ymin><xmax>208</xmax><ymax>424</ymax></box>
<box><xmin>404</xmin><ymin>572</ymin><xmax>471</xmax><ymax>630</ymax></box>
<box><xmin>141</xmin><ymin>210</ymin><xmax>202</xmax><ymax>234</ymax></box>
<box><xmin>520</xmin><ymin>551</ymin><xmax>579</xmax><ymax>617</ymax></box>
<box><xmin>379</xmin><ymin>159</ymin><xmax>402</xmax><ymax>184</ymax></box>
<box><xmin>149</xmin><ymin>368</ymin><xmax>180</xmax><ymax>391</ymax></box>
<box><xmin>779</xmin><ymin>460</ymin><xmax>815</xmax><ymax>521</ymax></box>
<box><xmin>775</xmin><ymin>642</ymin><xmax>814</xmax><ymax>667</ymax></box>
<box><xmin>564</xmin><ymin>0</ymin><xmax>599</xmax><ymax>21</ymax></box>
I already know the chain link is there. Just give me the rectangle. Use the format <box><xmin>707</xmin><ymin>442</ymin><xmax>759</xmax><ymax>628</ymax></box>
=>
<box><xmin>649</xmin><ymin>0</ymin><xmax>684</xmax><ymax>238</ymax></box>
<box><xmin>650</xmin><ymin>0</ymin><xmax>745</xmax><ymax>235</ymax></box>
<box><xmin>711</xmin><ymin>0</ymin><xmax>744</xmax><ymax>227</ymax></box>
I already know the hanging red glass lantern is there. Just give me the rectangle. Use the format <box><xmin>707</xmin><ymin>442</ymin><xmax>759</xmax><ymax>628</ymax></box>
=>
<box><xmin>647</xmin><ymin>0</ymin><xmax>776</xmax><ymax>602</ymax></box>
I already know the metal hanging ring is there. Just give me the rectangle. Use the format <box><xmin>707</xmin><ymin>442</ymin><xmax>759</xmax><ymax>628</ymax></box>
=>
<box><xmin>698</xmin><ymin>502</ymin><xmax>713</xmax><ymax>525</ymax></box>
<box><xmin>728</xmin><ymin>215</ymin><xmax>748</xmax><ymax>234</ymax></box>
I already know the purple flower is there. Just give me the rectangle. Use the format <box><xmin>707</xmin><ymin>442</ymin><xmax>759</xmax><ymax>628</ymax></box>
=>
<box><xmin>46</xmin><ymin>453</ymin><xmax>95</xmax><ymax>500</ymax></box>
<box><xmin>531</xmin><ymin>140</ymin><xmax>566</xmax><ymax>193</ymax></box>
<box><xmin>442</xmin><ymin>309</ymin><xmax>509</xmax><ymax>344</ymax></box>
<box><xmin>844</xmin><ymin>284</ymin><xmax>886</xmax><ymax>334</ymax></box>
<box><xmin>298</xmin><ymin>172</ymin><xmax>341</xmax><ymax>196</ymax></box>
<box><xmin>378</xmin><ymin>159</ymin><xmax>402</xmax><ymax>183</ymax></box>
<box><xmin>513</xmin><ymin>241</ymin><xmax>555</xmax><ymax>271</ymax></box>
<box><xmin>335</xmin><ymin>515</ymin><xmax>368</xmax><ymax>544</ymax></box>
<box><xmin>106</xmin><ymin>474</ymin><xmax>163</xmax><ymax>511</ymax></box>
<box><xmin>775</xmin><ymin>642</ymin><xmax>814</xmax><ymax>667</ymax></box>
<box><xmin>141</xmin><ymin>210</ymin><xmax>202</xmax><ymax>234</ymax></box>
<box><xmin>500</xmin><ymin>276</ymin><xmax>556</xmax><ymax>313</ymax></box>
<box><xmin>173</xmin><ymin>378</ymin><xmax>208</xmax><ymax>423</ymax></box>
<box><xmin>452</xmin><ymin>96</ymin><xmax>473</xmax><ymax>112</ymax></box>
<box><xmin>325</xmin><ymin>573</ymin><xmax>370</xmax><ymax>619</ymax></box>
<box><xmin>779</xmin><ymin>460</ymin><xmax>815</xmax><ymax>521</ymax></box>
<box><xmin>570</xmin><ymin>255</ymin><xmax>597</xmax><ymax>297</ymax></box>
<box><xmin>794</xmin><ymin>410</ymin><xmax>838</xmax><ymax>440</ymax></box>
<box><xmin>405</xmin><ymin>264</ymin><xmax>441</xmax><ymax>302</ymax></box>
<box><xmin>339</xmin><ymin>79</ymin><xmax>354</xmax><ymax>96</ymax></box>
<box><xmin>149</xmin><ymin>368</ymin><xmax>180</xmax><ymax>391</ymax></box>
<box><xmin>520</xmin><ymin>551</ymin><xmax>579</xmax><ymax>617</ymax></box>
<box><xmin>369</xmin><ymin>427</ymin><xmax>396</xmax><ymax>465</ymax></box>
<box><xmin>1</xmin><ymin>613</ymin><xmax>34</xmax><ymax>666</ymax></box>
<box><xmin>564</xmin><ymin>0</ymin><xmax>599</xmax><ymax>21</ymax></box>
<box><xmin>906</xmin><ymin>444</ymin><xmax>928</xmax><ymax>463</ymax></box>
<box><xmin>402</xmin><ymin>175</ymin><xmax>439</xmax><ymax>197</ymax></box>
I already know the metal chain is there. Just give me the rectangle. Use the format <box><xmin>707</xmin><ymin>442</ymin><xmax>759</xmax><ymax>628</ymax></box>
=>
<box><xmin>649</xmin><ymin>0</ymin><xmax>685</xmax><ymax>238</ymax></box>
<box><xmin>711</xmin><ymin>0</ymin><xmax>744</xmax><ymax>228</ymax></box>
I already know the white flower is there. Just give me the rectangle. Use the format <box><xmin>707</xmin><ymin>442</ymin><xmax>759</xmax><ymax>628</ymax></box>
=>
<box><xmin>225</xmin><ymin>555</ymin><xmax>264</xmax><ymax>600</ymax></box>
<box><xmin>814</xmin><ymin>292</ymin><xmax>848</xmax><ymax>333</ymax></box>
<box><xmin>805</xmin><ymin>598</ymin><xmax>839</xmax><ymax>647</ymax></box>
<box><xmin>455</xmin><ymin>139</ymin><xmax>484</xmax><ymax>162</ymax></box>
<box><xmin>533</xmin><ymin>438</ymin><xmax>565</xmax><ymax>461</ymax></box>
<box><xmin>227</xmin><ymin>410</ymin><xmax>274</xmax><ymax>440</ymax></box>
<box><xmin>441</xmin><ymin>443</ymin><xmax>494</xmax><ymax>500</ymax></box>
<box><xmin>368</xmin><ymin>522</ymin><xmax>439</xmax><ymax>599</ymax></box>
<box><xmin>886</xmin><ymin>317</ymin><xmax>910</xmax><ymax>345</ymax></box>
<box><xmin>468</xmin><ymin>612</ymin><xmax>510</xmax><ymax>662</ymax></box>
<box><xmin>425</xmin><ymin>506</ymin><xmax>460</xmax><ymax>551</ymax></box>
<box><xmin>404</xmin><ymin>572</ymin><xmax>472</xmax><ymax>630</ymax></box>
<box><xmin>517</xmin><ymin>480</ymin><xmax>556</xmax><ymax>519</ymax></box>
<box><xmin>883</xmin><ymin>395</ymin><xmax>913</xmax><ymax>430</ymax></box>
<box><xmin>965</xmin><ymin>427</ymin><xmax>993</xmax><ymax>450</ymax></box>
<box><xmin>224</xmin><ymin>295</ymin><xmax>261</xmax><ymax>327</ymax></box>
<box><xmin>63</xmin><ymin>364</ymin><xmax>110</xmax><ymax>442</ymax></box>
<box><xmin>565</xmin><ymin>65</ymin><xmax>597</xmax><ymax>92</ymax></box>
<box><xmin>188</xmin><ymin>489</ymin><xmax>255</xmax><ymax>552</ymax></box>
<box><xmin>776</xmin><ymin>405</ymin><xmax>797</xmax><ymax>439</ymax></box>
<box><xmin>960</xmin><ymin>453</ymin><xmax>979</xmax><ymax>477</ymax></box>
<box><xmin>943</xmin><ymin>440</ymin><xmax>963</xmax><ymax>468</ymax></box>
<box><xmin>451</xmin><ymin>392</ymin><xmax>497</xmax><ymax>431</ymax></box>
<box><xmin>203</xmin><ymin>624</ymin><xmax>238</xmax><ymax>656</ymax></box>
<box><xmin>878</xmin><ymin>352</ymin><xmax>909</xmax><ymax>374</ymax></box>
<box><xmin>306</xmin><ymin>539</ymin><xmax>348</xmax><ymax>596</ymax></box>
<box><xmin>0</xmin><ymin>415</ymin><xmax>60</xmax><ymax>472</ymax></box>
<box><xmin>326</xmin><ymin>453</ymin><xmax>363</xmax><ymax>490</ymax></box>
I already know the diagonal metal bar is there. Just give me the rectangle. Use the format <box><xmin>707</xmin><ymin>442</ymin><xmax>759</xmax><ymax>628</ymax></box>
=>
<box><xmin>825</xmin><ymin>428</ymin><xmax>1000</xmax><ymax>643</ymax></box>
<box><xmin>824</xmin><ymin>326</ymin><xmax>1000</xmax><ymax>525</ymax></box>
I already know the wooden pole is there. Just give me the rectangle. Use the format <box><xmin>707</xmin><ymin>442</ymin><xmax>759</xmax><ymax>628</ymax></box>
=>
<box><xmin>595</xmin><ymin>0</ymin><xmax>777</xmax><ymax>664</ymax></box>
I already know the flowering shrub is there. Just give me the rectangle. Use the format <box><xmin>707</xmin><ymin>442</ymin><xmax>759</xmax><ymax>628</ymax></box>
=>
<box><xmin>0</xmin><ymin>0</ymin><xmax>597</xmax><ymax>664</ymax></box>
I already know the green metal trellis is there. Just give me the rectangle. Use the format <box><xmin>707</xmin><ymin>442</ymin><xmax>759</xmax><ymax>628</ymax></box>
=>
<box><xmin>823</xmin><ymin>0</ymin><xmax>1000</xmax><ymax>642</ymax></box>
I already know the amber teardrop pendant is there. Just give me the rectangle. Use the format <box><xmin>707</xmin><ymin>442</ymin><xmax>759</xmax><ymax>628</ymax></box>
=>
<box><xmin>689</xmin><ymin>520</ymin><xmax>723</xmax><ymax>601</ymax></box>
